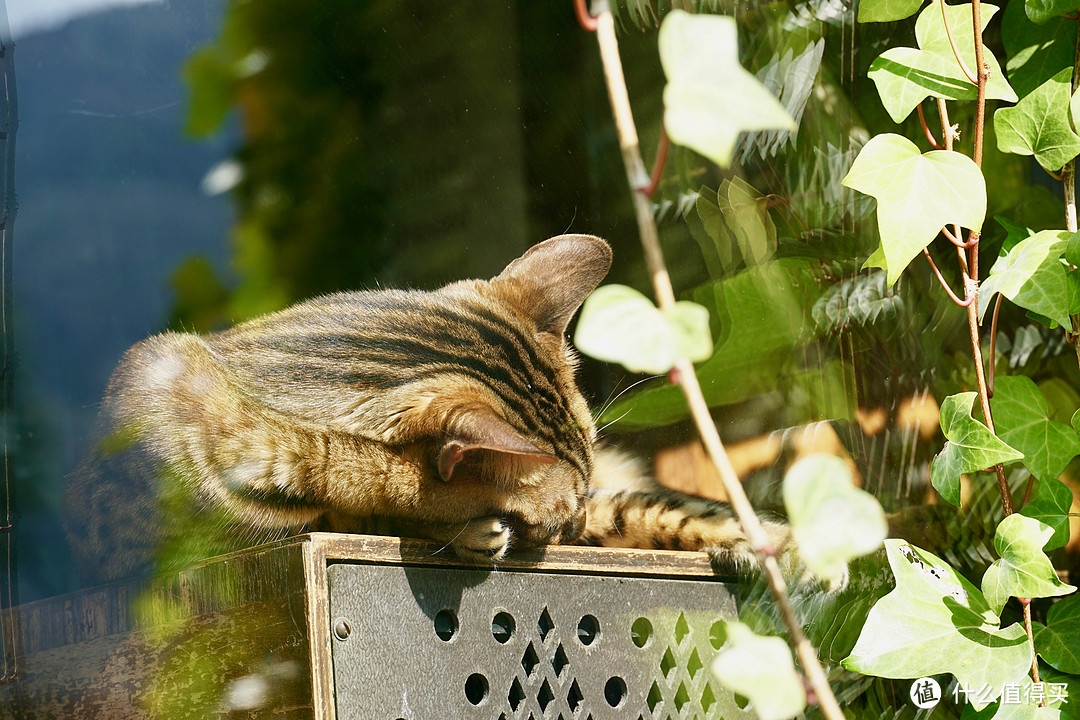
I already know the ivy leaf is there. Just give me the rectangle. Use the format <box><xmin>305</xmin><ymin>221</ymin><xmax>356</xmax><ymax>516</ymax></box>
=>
<box><xmin>868</xmin><ymin>3</ymin><xmax>1016</xmax><ymax>123</ymax></box>
<box><xmin>981</xmin><ymin>514</ymin><xmax>1076</xmax><ymax>616</ymax></box>
<box><xmin>1002</xmin><ymin>1</ymin><xmax>1076</xmax><ymax>98</ymax></box>
<box><xmin>931</xmin><ymin>393</ymin><xmax>1024</xmax><ymax>506</ymax></box>
<box><xmin>1021</xmin><ymin>477</ymin><xmax>1076</xmax><ymax>551</ymax></box>
<box><xmin>784</xmin><ymin>454</ymin><xmax>888</xmax><ymax>583</ymax></box>
<box><xmin>712</xmin><ymin>622</ymin><xmax>806</xmax><ymax>720</ymax></box>
<box><xmin>857</xmin><ymin>0</ymin><xmax>926</xmax><ymax>22</ymax></box>
<box><xmin>659</xmin><ymin>10</ymin><xmax>795</xmax><ymax>168</ymax></box>
<box><xmin>991</xmin><ymin>376</ymin><xmax>1080</xmax><ymax>482</ymax></box>
<box><xmin>1026</xmin><ymin>0</ymin><xmax>1080</xmax><ymax>25</ymax></box>
<box><xmin>843</xmin><ymin>134</ymin><xmax>986</xmax><ymax>286</ymax></box>
<box><xmin>574</xmin><ymin>285</ymin><xmax>712</xmax><ymax>375</ymax></box>
<box><xmin>995</xmin><ymin>215</ymin><xmax>1036</xmax><ymax>253</ymax></box>
<box><xmin>1035</xmin><ymin>595</ymin><xmax>1080</xmax><ymax>674</ymax></box>
<box><xmin>996</xmin><ymin>69</ymin><xmax>1080</xmax><ymax>172</ymax></box>
<box><xmin>842</xmin><ymin>540</ymin><xmax>1031</xmax><ymax>711</ymax></box>
<box><xmin>978</xmin><ymin>230</ymin><xmax>1074</xmax><ymax>329</ymax></box>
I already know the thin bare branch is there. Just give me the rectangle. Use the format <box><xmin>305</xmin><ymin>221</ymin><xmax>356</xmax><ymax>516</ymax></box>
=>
<box><xmin>584</xmin><ymin>3</ymin><xmax>844</xmax><ymax>717</ymax></box>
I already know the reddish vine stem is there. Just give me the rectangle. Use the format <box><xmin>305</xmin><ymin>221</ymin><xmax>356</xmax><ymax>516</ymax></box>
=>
<box><xmin>641</xmin><ymin>127</ymin><xmax>670</xmax><ymax>198</ymax></box>
<box><xmin>941</xmin><ymin>225</ymin><xmax>979</xmax><ymax>249</ymax></box>
<box><xmin>923</xmin><ymin>248</ymin><xmax>973</xmax><ymax>306</ymax></box>
<box><xmin>917</xmin><ymin>104</ymin><xmax>945</xmax><ymax>149</ymax></box>
<box><xmin>580</xmin><ymin>3</ymin><xmax>844</xmax><ymax>718</ymax></box>
<box><xmin>573</xmin><ymin>0</ymin><xmax>598</xmax><ymax>31</ymax></box>
<box><xmin>965</xmin><ymin>0</ymin><xmax>1042</xmax><ymax>694</ymax></box>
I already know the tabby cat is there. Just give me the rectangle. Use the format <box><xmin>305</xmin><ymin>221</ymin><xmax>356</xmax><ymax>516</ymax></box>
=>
<box><xmin>65</xmin><ymin>234</ymin><xmax>800</xmax><ymax>587</ymax></box>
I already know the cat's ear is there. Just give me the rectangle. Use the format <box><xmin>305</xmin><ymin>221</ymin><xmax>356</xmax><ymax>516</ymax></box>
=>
<box><xmin>492</xmin><ymin>234</ymin><xmax>612</xmax><ymax>336</ymax></box>
<box><xmin>438</xmin><ymin>408</ymin><xmax>556</xmax><ymax>481</ymax></box>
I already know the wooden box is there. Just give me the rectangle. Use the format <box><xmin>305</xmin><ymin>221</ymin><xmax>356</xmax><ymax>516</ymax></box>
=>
<box><xmin>2</xmin><ymin>533</ymin><xmax>745</xmax><ymax>719</ymax></box>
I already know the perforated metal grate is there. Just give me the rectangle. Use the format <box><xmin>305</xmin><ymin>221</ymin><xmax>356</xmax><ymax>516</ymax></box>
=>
<box><xmin>327</xmin><ymin>562</ymin><xmax>755</xmax><ymax>719</ymax></box>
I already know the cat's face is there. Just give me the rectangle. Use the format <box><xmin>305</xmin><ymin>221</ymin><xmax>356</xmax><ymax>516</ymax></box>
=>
<box><xmin>386</xmin><ymin>234</ymin><xmax>612</xmax><ymax>546</ymax></box>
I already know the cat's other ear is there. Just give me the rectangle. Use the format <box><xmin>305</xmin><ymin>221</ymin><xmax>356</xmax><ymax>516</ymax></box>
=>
<box><xmin>492</xmin><ymin>234</ymin><xmax>612</xmax><ymax>336</ymax></box>
<box><xmin>438</xmin><ymin>408</ymin><xmax>556</xmax><ymax>481</ymax></box>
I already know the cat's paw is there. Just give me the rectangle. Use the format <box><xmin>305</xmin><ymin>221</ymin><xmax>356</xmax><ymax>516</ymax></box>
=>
<box><xmin>451</xmin><ymin>516</ymin><xmax>513</xmax><ymax>563</ymax></box>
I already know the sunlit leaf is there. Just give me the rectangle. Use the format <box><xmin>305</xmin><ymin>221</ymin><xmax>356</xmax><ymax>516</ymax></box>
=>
<box><xmin>784</xmin><ymin>455</ymin><xmax>888</xmax><ymax>582</ymax></box>
<box><xmin>596</xmin><ymin>260</ymin><xmax>833</xmax><ymax>430</ymax></box>
<box><xmin>857</xmin><ymin>0</ymin><xmax>926</xmax><ymax>22</ymax></box>
<box><xmin>574</xmin><ymin>285</ymin><xmax>712</xmax><ymax>375</ymax></box>
<box><xmin>712</xmin><ymin>622</ymin><xmax>806</xmax><ymax>720</ymax></box>
<box><xmin>843</xmin><ymin>133</ymin><xmax>986</xmax><ymax>286</ymax></box>
<box><xmin>931</xmin><ymin>393</ymin><xmax>1024</xmax><ymax>506</ymax></box>
<box><xmin>991</xmin><ymin>376</ymin><xmax>1080</xmax><ymax>483</ymax></box>
<box><xmin>1021</xmin><ymin>477</ymin><xmax>1075</xmax><ymax>551</ymax></box>
<box><xmin>1035</xmin><ymin>595</ymin><xmax>1080</xmax><ymax>674</ymax></box>
<box><xmin>842</xmin><ymin>540</ymin><xmax>1031</xmax><ymax>711</ymax></box>
<box><xmin>978</xmin><ymin>230</ymin><xmax>1075</xmax><ymax>329</ymax></box>
<box><xmin>868</xmin><ymin>3</ymin><xmax>1016</xmax><ymax>123</ymax></box>
<box><xmin>995</xmin><ymin>69</ymin><xmax>1080</xmax><ymax>171</ymax></box>
<box><xmin>981</xmin><ymin>514</ymin><xmax>1075</xmax><ymax>616</ymax></box>
<box><xmin>659</xmin><ymin>11</ymin><xmax>795</xmax><ymax>168</ymax></box>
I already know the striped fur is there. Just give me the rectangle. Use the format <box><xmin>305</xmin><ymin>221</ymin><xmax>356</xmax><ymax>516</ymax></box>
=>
<box><xmin>65</xmin><ymin>234</ymin><xmax>820</xmax><ymax>589</ymax></box>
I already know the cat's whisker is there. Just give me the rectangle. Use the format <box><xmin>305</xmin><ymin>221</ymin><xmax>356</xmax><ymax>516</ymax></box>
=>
<box><xmin>595</xmin><ymin>374</ymin><xmax>660</xmax><ymax>419</ymax></box>
<box><xmin>596</xmin><ymin>409</ymin><xmax>632</xmax><ymax>437</ymax></box>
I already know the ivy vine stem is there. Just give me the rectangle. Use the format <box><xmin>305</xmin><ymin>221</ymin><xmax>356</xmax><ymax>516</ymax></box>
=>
<box><xmin>964</xmin><ymin>0</ymin><xmax>1043</xmax><ymax>695</ymax></box>
<box><xmin>578</xmin><ymin>2</ymin><xmax>844</xmax><ymax>718</ymax></box>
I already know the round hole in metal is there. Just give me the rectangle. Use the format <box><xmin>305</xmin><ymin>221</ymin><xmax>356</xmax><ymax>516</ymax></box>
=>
<box><xmin>465</xmin><ymin>673</ymin><xmax>489</xmax><ymax>705</ymax></box>
<box><xmin>434</xmin><ymin>609</ymin><xmax>458</xmax><ymax>641</ymax></box>
<box><xmin>577</xmin><ymin>614</ymin><xmax>600</xmax><ymax>645</ymax></box>
<box><xmin>491</xmin><ymin>611</ymin><xmax>515</xmax><ymax>643</ymax></box>
<box><xmin>630</xmin><ymin>617</ymin><xmax>653</xmax><ymax>648</ymax></box>
<box><xmin>604</xmin><ymin>676</ymin><xmax>627</xmax><ymax>707</ymax></box>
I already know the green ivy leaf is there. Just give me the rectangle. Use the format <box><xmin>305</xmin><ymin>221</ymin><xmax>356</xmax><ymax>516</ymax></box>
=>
<box><xmin>692</xmin><ymin>178</ymin><xmax>777</xmax><ymax>273</ymax></box>
<box><xmin>868</xmin><ymin>3</ymin><xmax>1016</xmax><ymax>123</ymax></box>
<box><xmin>1026</xmin><ymin>0</ymin><xmax>1080</xmax><ymax>25</ymax></box>
<box><xmin>1021</xmin><ymin>477</ymin><xmax>1076</xmax><ymax>551</ymax></box>
<box><xmin>931</xmin><ymin>393</ymin><xmax>1024</xmax><ymax>506</ymax></box>
<box><xmin>659</xmin><ymin>11</ymin><xmax>795</xmax><ymax>168</ymax></box>
<box><xmin>857</xmin><ymin>0</ymin><xmax>926</xmax><ymax>22</ymax></box>
<box><xmin>842</xmin><ymin>540</ymin><xmax>1031</xmax><ymax>711</ymax></box>
<box><xmin>1002</xmin><ymin>1</ymin><xmax>1076</xmax><ymax>98</ymax></box>
<box><xmin>995</xmin><ymin>69</ymin><xmax>1080</xmax><ymax>172</ymax></box>
<box><xmin>991</xmin><ymin>376</ymin><xmax>1080</xmax><ymax>482</ymax></box>
<box><xmin>978</xmin><ymin>230</ymin><xmax>1074</xmax><ymax>329</ymax></box>
<box><xmin>981</xmin><ymin>514</ymin><xmax>1076</xmax><ymax>616</ymax></box>
<box><xmin>711</xmin><ymin>622</ymin><xmax>806</xmax><ymax>720</ymax></box>
<box><xmin>1035</xmin><ymin>595</ymin><xmax>1080</xmax><ymax>674</ymax></box>
<box><xmin>843</xmin><ymin>133</ymin><xmax>986</xmax><ymax>286</ymax></box>
<box><xmin>574</xmin><ymin>285</ymin><xmax>713</xmax><ymax>375</ymax></box>
<box><xmin>996</xmin><ymin>215</ymin><xmax>1037</xmax><ymax>253</ymax></box>
<box><xmin>784</xmin><ymin>454</ymin><xmax>888</xmax><ymax>582</ymax></box>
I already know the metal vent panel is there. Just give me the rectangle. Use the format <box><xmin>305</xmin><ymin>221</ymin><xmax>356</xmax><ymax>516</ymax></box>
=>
<box><xmin>327</xmin><ymin>563</ymin><xmax>754</xmax><ymax>720</ymax></box>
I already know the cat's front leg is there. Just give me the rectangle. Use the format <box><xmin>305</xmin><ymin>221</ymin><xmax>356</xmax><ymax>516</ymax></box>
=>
<box><xmin>579</xmin><ymin>487</ymin><xmax>848</xmax><ymax>591</ymax></box>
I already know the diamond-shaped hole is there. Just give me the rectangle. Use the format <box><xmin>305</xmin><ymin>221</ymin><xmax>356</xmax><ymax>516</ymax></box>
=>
<box><xmin>674</xmin><ymin>682</ymin><xmax>689</xmax><ymax>712</ymax></box>
<box><xmin>674</xmin><ymin>612</ymin><xmax>690</xmax><ymax>646</ymax></box>
<box><xmin>538</xmin><ymin>680</ymin><xmax>555</xmax><ymax>713</ymax></box>
<box><xmin>509</xmin><ymin>678</ymin><xmax>525</xmax><ymax>712</ymax></box>
<box><xmin>567</xmin><ymin>680</ymin><xmax>584</xmax><ymax>712</ymax></box>
<box><xmin>522</xmin><ymin>642</ymin><xmax>540</xmax><ymax>677</ymax></box>
<box><xmin>630</xmin><ymin>616</ymin><xmax>652</xmax><ymax>649</ymax></box>
<box><xmin>659</xmin><ymin>647</ymin><xmax>676</xmax><ymax>678</ymax></box>
<box><xmin>647</xmin><ymin>680</ymin><xmax>663</xmax><ymax>712</ymax></box>
<box><xmin>701</xmin><ymin>683</ymin><xmax>716</xmax><ymax>713</ymax></box>
<box><xmin>553</xmin><ymin>644</ymin><xmax>569</xmax><ymax>677</ymax></box>
<box><xmin>687</xmin><ymin>647</ymin><xmax>703</xmax><ymax>679</ymax></box>
<box><xmin>538</xmin><ymin>609</ymin><xmax>555</xmax><ymax>642</ymax></box>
